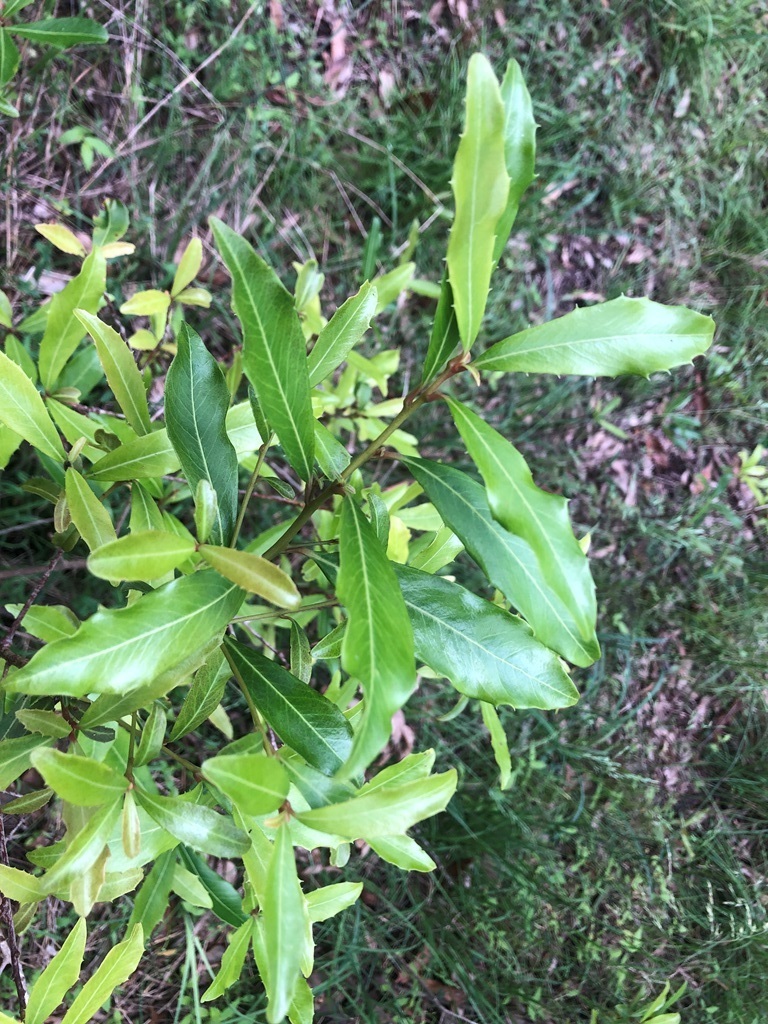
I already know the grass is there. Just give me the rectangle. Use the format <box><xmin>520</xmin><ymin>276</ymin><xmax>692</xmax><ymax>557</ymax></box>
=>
<box><xmin>2</xmin><ymin>1</ymin><xmax>767</xmax><ymax>1022</ymax></box>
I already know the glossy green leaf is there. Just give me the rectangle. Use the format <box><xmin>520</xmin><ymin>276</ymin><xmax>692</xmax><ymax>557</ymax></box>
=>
<box><xmin>290</xmin><ymin>621</ymin><xmax>311</xmax><ymax>684</ymax></box>
<box><xmin>337</xmin><ymin>498</ymin><xmax>415</xmax><ymax>778</ymax></box>
<box><xmin>194</xmin><ymin>478</ymin><xmax>217</xmax><ymax>543</ymax></box>
<box><xmin>211</xmin><ymin>218</ymin><xmax>315</xmax><ymax>480</ymax></box>
<box><xmin>481</xmin><ymin>702</ymin><xmax>512</xmax><ymax>789</ymax></box>
<box><xmin>14</xmin><ymin>708</ymin><xmax>71</xmax><ymax>738</ymax></box>
<box><xmin>165</xmin><ymin>323</ymin><xmax>239</xmax><ymax>545</ymax></box>
<box><xmin>313</xmin><ymin>420</ymin><xmax>351</xmax><ymax>479</ymax></box>
<box><xmin>474</xmin><ymin>296</ymin><xmax>715</xmax><ymax>377</ymax></box>
<box><xmin>279</xmin><ymin>755</ymin><xmax>354</xmax><ymax>809</ymax></box>
<box><xmin>178</xmin><ymin>845</ymin><xmax>247</xmax><ymax>926</ymax></box>
<box><xmin>202</xmin><ymin>918</ymin><xmax>253</xmax><ymax>1001</ymax></box>
<box><xmin>360</xmin><ymin>750</ymin><xmax>436</xmax><ymax>793</ymax></box>
<box><xmin>169</xmin><ymin>649</ymin><xmax>230</xmax><ymax>741</ymax></box>
<box><xmin>10</xmin><ymin>17</ymin><xmax>108</xmax><ymax>47</ymax></box>
<box><xmin>171</xmin><ymin>863</ymin><xmax>213</xmax><ymax>908</ymax></box>
<box><xmin>59</xmin><ymin>923</ymin><xmax>143</xmax><ymax>1024</ymax></box>
<box><xmin>0</xmin><ymin>349</ymin><xmax>65</xmax><ymax>461</ymax></box>
<box><xmin>25</xmin><ymin>917</ymin><xmax>87</xmax><ymax>1024</ymax></box>
<box><xmin>296</xmin><ymin>769</ymin><xmax>457</xmax><ymax>839</ymax></box>
<box><xmin>421</xmin><ymin>272</ymin><xmax>460</xmax><ymax>383</ymax></box>
<box><xmin>200</xmin><ymin>545</ymin><xmax>300</xmax><ymax>609</ymax></box>
<box><xmin>129</xmin><ymin>481</ymin><xmax>165</xmax><ymax>533</ymax></box>
<box><xmin>311</xmin><ymin>621</ymin><xmax>345</xmax><ymax>661</ymax></box>
<box><xmin>134</xmin><ymin>703</ymin><xmax>166</xmax><ymax>766</ymax></box>
<box><xmin>448</xmin><ymin>398</ymin><xmax>596</xmax><ymax>640</ymax></box>
<box><xmin>127</xmin><ymin>849</ymin><xmax>176</xmax><ymax>938</ymax></box>
<box><xmin>134</xmin><ymin>788</ymin><xmax>250</xmax><ymax>858</ymax></box>
<box><xmin>88</xmin><ymin>530</ymin><xmax>196</xmax><ymax>583</ymax></box>
<box><xmin>395</xmin><ymin>563</ymin><xmax>578</xmax><ymax>709</ymax></box>
<box><xmin>492</xmin><ymin>59</ymin><xmax>537</xmax><ymax>263</ymax></box>
<box><xmin>87</xmin><ymin>427</ymin><xmax>179</xmax><ymax>481</ymax></box>
<box><xmin>406</xmin><ymin>458</ymin><xmax>599</xmax><ymax>667</ymax></box>
<box><xmin>75</xmin><ymin>310</ymin><xmax>151</xmax><ymax>435</ymax></box>
<box><xmin>224</xmin><ymin>639</ymin><xmax>353</xmax><ymax>775</ymax></box>
<box><xmin>38</xmin><ymin>251</ymin><xmax>106</xmax><ymax>389</ymax></box>
<box><xmin>0</xmin><ymin>863</ymin><xmax>45</xmax><ymax>903</ymax></box>
<box><xmin>0</xmin><ymin>735</ymin><xmax>53</xmax><ymax>789</ymax></box>
<box><xmin>0</xmin><ymin>30</ymin><xmax>20</xmax><ymax>89</ymax></box>
<box><xmin>7</xmin><ymin>571</ymin><xmax>243</xmax><ymax>697</ymax></box>
<box><xmin>307</xmin><ymin>282</ymin><xmax>377</xmax><ymax>386</ymax></box>
<box><xmin>64</xmin><ymin>468</ymin><xmax>116</xmax><ymax>551</ymax></box>
<box><xmin>447</xmin><ymin>54</ymin><xmax>510</xmax><ymax>350</ymax></box>
<box><xmin>369</xmin><ymin>834</ymin><xmax>436</xmax><ymax>872</ymax></box>
<box><xmin>305</xmin><ymin>881</ymin><xmax>363</xmax><ymax>923</ymax></box>
<box><xmin>172</xmin><ymin>238</ymin><xmax>203</xmax><ymax>297</ymax></box>
<box><xmin>202</xmin><ymin>753</ymin><xmax>289</xmax><ymax>816</ymax></box>
<box><xmin>261</xmin><ymin>823</ymin><xmax>309</xmax><ymax>1023</ymax></box>
<box><xmin>42</xmin><ymin>799</ymin><xmax>122</xmax><ymax>894</ymax></box>
<box><xmin>30</xmin><ymin>747</ymin><xmax>127</xmax><ymax>806</ymax></box>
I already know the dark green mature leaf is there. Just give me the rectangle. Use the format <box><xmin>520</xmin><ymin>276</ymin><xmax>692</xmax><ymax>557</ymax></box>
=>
<box><xmin>446</xmin><ymin>53</ymin><xmax>509</xmax><ymax>351</ymax></box>
<box><xmin>0</xmin><ymin>350</ymin><xmax>65</xmax><ymax>461</ymax></box>
<box><xmin>7</xmin><ymin>572</ymin><xmax>243</xmax><ymax>697</ymax></box>
<box><xmin>224</xmin><ymin>638</ymin><xmax>353</xmax><ymax>776</ymax></box>
<box><xmin>406</xmin><ymin>458</ymin><xmax>599</xmax><ymax>667</ymax></box>
<box><xmin>38</xmin><ymin>252</ymin><xmax>106</xmax><ymax>389</ymax></box>
<box><xmin>307</xmin><ymin>281</ymin><xmax>377</xmax><ymax>386</ymax></box>
<box><xmin>260</xmin><ymin>823</ymin><xmax>309</xmax><ymax>1023</ymax></box>
<box><xmin>296</xmin><ymin>769</ymin><xmax>458</xmax><ymax>839</ymax></box>
<box><xmin>474</xmin><ymin>296</ymin><xmax>715</xmax><ymax>377</ymax></box>
<box><xmin>10</xmin><ymin>17</ymin><xmax>108</xmax><ymax>47</ymax></box>
<box><xmin>394</xmin><ymin>564</ymin><xmax>578</xmax><ymax>709</ymax></box>
<box><xmin>134</xmin><ymin>789</ymin><xmax>250</xmax><ymax>858</ymax></box>
<box><xmin>25</xmin><ymin>917</ymin><xmax>87</xmax><ymax>1024</ymax></box>
<box><xmin>88</xmin><ymin>428</ymin><xmax>179</xmax><ymax>481</ymax></box>
<box><xmin>0</xmin><ymin>29</ymin><xmax>20</xmax><ymax>88</ymax></box>
<box><xmin>165</xmin><ymin>323</ymin><xmax>239</xmax><ymax>545</ymax></box>
<box><xmin>447</xmin><ymin>398</ymin><xmax>596</xmax><ymax>641</ymax></box>
<box><xmin>178</xmin><ymin>846</ymin><xmax>247</xmax><ymax>926</ymax></box>
<box><xmin>492</xmin><ymin>58</ymin><xmax>537</xmax><ymax>264</ymax></box>
<box><xmin>210</xmin><ymin>218</ymin><xmax>314</xmax><ymax>480</ymax></box>
<box><xmin>337</xmin><ymin>498</ymin><xmax>415</xmax><ymax>778</ymax></box>
<box><xmin>421</xmin><ymin>273</ymin><xmax>460</xmax><ymax>383</ymax></box>
<box><xmin>75</xmin><ymin>311</ymin><xmax>151</xmax><ymax>435</ymax></box>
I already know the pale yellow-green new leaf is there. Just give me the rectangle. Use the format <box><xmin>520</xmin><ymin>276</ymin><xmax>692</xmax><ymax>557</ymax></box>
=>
<box><xmin>34</xmin><ymin>223</ymin><xmax>86</xmax><ymax>257</ymax></box>
<box><xmin>88</xmin><ymin>530</ymin><xmax>197</xmax><ymax>583</ymax></box>
<box><xmin>25</xmin><ymin>917</ymin><xmax>87</xmax><ymax>1024</ymax></box>
<box><xmin>30</xmin><ymin>747</ymin><xmax>128</xmax><ymax>806</ymax></box>
<box><xmin>172</xmin><ymin>238</ymin><xmax>203</xmax><ymax>297</ymax></box>
<box><xmin>65</xmin><ymin>468</ymin><xmax>117</xmax><ymax>551</ymax></box>
<box><xmin>38</xmin><ymin>250</ymin><xmax>106</xmax><ymax>389</ymax></box>
<box><xmin>446</xmin><ymin>53</ymin><xmax>510</xmax><ymax>351</ymax></box>
<box><xmin>120</xmin><ymin>289</ymin><xmax>171</xmax><ymax>316</ymax></box>
<box><xmin>60</xmin><ymin>924</ymin><xmax>144</xmax><ymax>1024</ymax></box>
<box><xmin>0</xmin><ymin>863</ymin><xmax>45</xmax><ymax>903</ymax></box>
<box><xmin>199</xmin><ymin>545</ymin><xmax>300</xmax><ymax>610</ymax></box>
<box><xmin>0</xmin><ymin>349</ymin><xmax>65</xmax><ymax>460</ymax></box>
<box><xmin>75</xmin><ymin>310</ymin><xmax>151</xmax><ymax>435</ymax></box>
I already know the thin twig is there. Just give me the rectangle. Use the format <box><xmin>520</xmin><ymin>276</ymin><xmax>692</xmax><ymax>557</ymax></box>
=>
<box><xmin>0</xmin><ymin>551</ymin><xmax>63</xmax><ymax>660</ymax></box>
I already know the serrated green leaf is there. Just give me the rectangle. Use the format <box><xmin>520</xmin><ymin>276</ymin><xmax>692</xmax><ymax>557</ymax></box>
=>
<box><xmin>360</xmin><ymin>750</ymin><xmax>436</xmax><ymax>793</ymax></box>
<box><xmin>7</xmin><ymin>571</ymin><xmax>243</xmax><ymax>697</ymax></box>
<box><xmin>447</xmin><ymin>54</ymin><xmax>510</xmax><ymax>350</ymax></box>
<box><xmin>0</xmin><ymin>863</ymin><xmax>45</xmax><ymax>902</ymax></box>
<box><xmin>126</xmin><ymin>849</ymin><xmax>176</xmax><ymax>938</ymax></box>
<box><xmin>337</xmin><ymin>498</ymin><xmax>415</xmax><ymax>778</ymax></box>
<box><xmin>25</xmin><ymin>918</ymin><xmax>86</xmax><ymax>1024</ymax></box>
<box><xmin>38</xmin><ymin>251</ymin><xmax>106</xmax><ymax>389</ymax></box>
<box><xmin>224</xmin><ymin>638</ymin><xmax>353</xmax><ymax>776</ymax></box>
<box><xmin>88</xmin><ymin>530</ymin><xmax>196</xmax><ymax>583</ymax></box>
<box><xmin>65</xmin><ymin>467</ymin><xmax>116</xmax><ymax>551</ymax></box>
<box><xmin>307</xmin><ymin>282</ymin><xmax>377</xmax><ymax>386</ymax></box>
<box><xmin>75</xmin><ymin>310</ymin><xmax>151</xmax><ymax>435</ymax></box>
<box><xmin>172</xmin><ymin>238</ymin><xmax>203</xmax><ymax>297</ymax></box>
<box><xmin>474</xmin><ymin>296</ymin><xmax>715</xmax><ymax>377</ymax></box>
<box><xmin>59</xmin><ymin>923</ymin><xmax>143</xmax><ymax>1024</ymax></box>
<box><xmin>448</xmin><ymin>397</ymin><xmax>597</xmax><ymax>642</ymax></box>
<box><xmin>480</xmin><ymin>702</ymin><xmax>512</xmax><ymax>789</ymax></box>
<box><xmin>305</xmin><ymin>881</ymin><xmax>363</xmax><ymax>923</ymax></box>
<box><xmin>202</xmin><ymin>753</ymin><xmax>289</xmax><ymax>816</ymax></box>
<box><xmin>202</xmin><ymin>919</ymin><xmax>253</xmax><ymax>1001</ymax></box>
<box><xmin>165</xmin><ymin>323</ymin><xmax>239</xmax><ymax>545</ymax></box>
<box><xmin>4</xmin><ymin>335</ymin><xmax>37</xmax><ymax>382</ymax></box>
<box><xmin>200</xmin><ymin>545</ymin><xmax>300</xmax><ymax>609</ymax></box>
<box><xmin>0</xmin><ymin>349</ymin><xmax>65</xmax><ymax>460</ymax></box>
<box><xmin>135</xmin><ymin>788</ymin><xmax>250</xmax><ymax>858</ymax></box>
<box><xmin>398</xmin><ymin>563</ymin><xmax>580</xmax><ymax>709</ymax></box>
<box><xmin>369</xmin><ymin>834</ymin><xmax>436</xmax><ymax>872</ymax></box>
<box><xmin>0</xmin><ymin>735</ymin><xmax>53</xmax><ymax>789</ymax></box>
<box><xmin>210</xmin><ymin>218</ymin><xmax>314</xmax><ymax>480</ymax></box>
<box><xmin>261</xmin><ymin>823</ymin><xmax>309</xmax><ymax>1023</ymax></box>
<box><xmin>178</xmin><ymin>845</ymin><xmax>247</xmax><ymax>926</ymax></box>
<box><xmin>296</xmin><ymin>769</ymin><xmax>457</xmax><ymax>839</ymax></box>
<box><xmin>14</xmin><ymin>709</ymin><xmax>71</xmax><ymax>738</ymax></box>
<box><xmin>30</xmin><ymin>748</ymin><xmax>128</xmax><ymax>806</ymax></box>
<box><xmin>87</xmin><ymin>428</ymin><xmax>179</xmax><ymax>481</ymax></box>
<box><xmin>10</xmin><ymin>17</ymin><xmax>108</xmax><ymax>47</ymax></box>
<box><xmin>492</xmin><ymin>59</ymin><xmax>537</xmax><ymax>263</ymax></box>
<box><xmin>406</xmin><ymin>458</ymin><xmax>599</xmax><ymax>667</ymax></box>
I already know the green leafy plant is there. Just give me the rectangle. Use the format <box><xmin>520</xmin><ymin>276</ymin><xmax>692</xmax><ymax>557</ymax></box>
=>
<box><xmin>0</xmin><ymin>54</ymin><xmax>712</xmax><ymax>1022</ymax></box>
<box><xmin>0</xmin><ymin>2</ymin><xmax>107</xmax><ymax>118</ymax></box>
